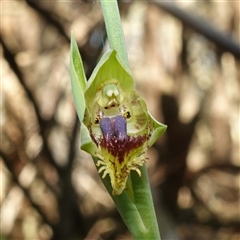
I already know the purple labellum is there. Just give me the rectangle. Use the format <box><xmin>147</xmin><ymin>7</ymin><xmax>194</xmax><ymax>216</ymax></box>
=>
<box><xmin>100</xmin><ymin>115</ymin><xmax>127</xmax><ymax>141</ymax></box>
<box><xmin>97</xmin><ymin>115</ymin><xmax>147</xmax><ymax>164</ymax></box>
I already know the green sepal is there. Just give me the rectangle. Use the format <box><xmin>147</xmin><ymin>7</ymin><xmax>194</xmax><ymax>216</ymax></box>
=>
<box><xmin>148</xmin><ymin>112</ymin><xmax>167</xmax><ymax>147</ymax></box>
<box><xmin>84</xmin><ymin>49</ymin><xmax>134</xmax><ymax>110</ymax></box>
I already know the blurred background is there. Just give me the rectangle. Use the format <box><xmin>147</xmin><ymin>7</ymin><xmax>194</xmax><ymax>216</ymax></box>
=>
<box><xmin>1</xmin><ymin>1</ymin><xmax>239</xmax><ymax>239</ymax></box>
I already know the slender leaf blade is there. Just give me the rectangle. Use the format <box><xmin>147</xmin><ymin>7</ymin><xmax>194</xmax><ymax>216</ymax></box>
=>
<box><xmin>70</xmin><ymin>34</ymin><xmax>87</xmax><ymax>122</ymax></box>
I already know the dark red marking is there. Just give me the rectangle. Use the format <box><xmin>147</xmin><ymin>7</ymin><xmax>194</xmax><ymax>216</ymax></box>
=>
<box><xmin>99</xmin><ymin>134</ymin><xmax>147</xmax><ymax>163</ymax></box>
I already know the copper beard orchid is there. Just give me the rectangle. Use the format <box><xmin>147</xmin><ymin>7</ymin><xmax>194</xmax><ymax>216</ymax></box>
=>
<box><xmin>70</xmin><ymin>43</ymin><xmax>167</xmax><ymax>195</ymax></box>
<box><xmin>87</xmin><ymin>81</ymin><xmax>149</xmax><ymax>195</ymax></box>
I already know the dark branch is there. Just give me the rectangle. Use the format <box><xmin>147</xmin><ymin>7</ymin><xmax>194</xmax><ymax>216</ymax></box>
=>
<box><xmin>154</xmin><ymin>2</ymin><xmax>240</xmax><ymax>59</ymax></box>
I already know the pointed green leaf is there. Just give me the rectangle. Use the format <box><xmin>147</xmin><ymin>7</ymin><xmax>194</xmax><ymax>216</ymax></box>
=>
<box><xmin>70</xmin><ymin>33</ymin><xmax>87</xmax><ymax>123</ymax></box>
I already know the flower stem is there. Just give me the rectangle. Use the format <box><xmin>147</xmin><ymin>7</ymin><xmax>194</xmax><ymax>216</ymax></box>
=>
<box><xmin>100</xmin><ymin>0</ymin><xmax>130</xmax><ymax>69</ymax></box>
<box><xmin>99</xmin><ymin>1</ymin><xmax>161</xmax><ymax>239</ymax></box>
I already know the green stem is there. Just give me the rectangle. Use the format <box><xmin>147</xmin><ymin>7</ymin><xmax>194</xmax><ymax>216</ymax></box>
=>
<box><xmin>99</xmin><ymin>1</ymin><xmax>161</xmax><ymax>239</ymax></box>
<box><xmin>100</xmin><ymin>0</ymin><xmax>130</xmax><ymax>69</ymax></box>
